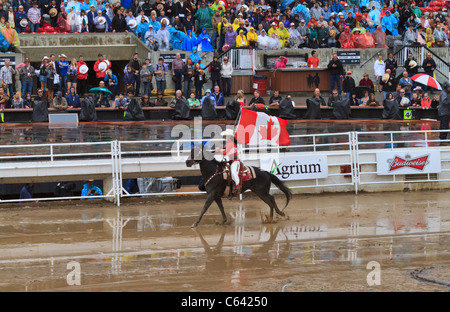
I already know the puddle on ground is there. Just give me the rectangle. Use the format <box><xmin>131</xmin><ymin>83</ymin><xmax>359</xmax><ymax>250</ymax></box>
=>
<box><xmin>0</xmin><ymin>190</ymin><xmax>449</xmax><ymax>291</ymax></box>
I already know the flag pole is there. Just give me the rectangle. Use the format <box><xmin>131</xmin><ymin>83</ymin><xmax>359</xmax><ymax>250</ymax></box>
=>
<box><xmin>233</xmin><ymin>106</ymin><xmax>242</xmax><ymax>133</ymax></box>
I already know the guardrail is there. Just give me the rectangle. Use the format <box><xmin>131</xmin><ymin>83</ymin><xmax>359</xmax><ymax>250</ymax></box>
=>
<box><xmin>394</xmin><ymin>45</ymin><xmax>450</xmax><ymax>82</ymax></box>
<box><xmin>2</xmin><ymin>130</ymin><xmax>450</xmax><ymax>206</ymax></box>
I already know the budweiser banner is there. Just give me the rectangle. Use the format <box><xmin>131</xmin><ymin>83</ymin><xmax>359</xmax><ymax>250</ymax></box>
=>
<box><xmin>376</xmin><ymin>151</ymin><xmax>441</xmax><ymax>175</ymax></box>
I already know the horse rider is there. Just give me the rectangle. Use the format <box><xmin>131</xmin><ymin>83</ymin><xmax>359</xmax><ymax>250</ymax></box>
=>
<box><xmin>216</xmin><ymin>129</ymin><xmax>241</xmax><ymax>194</ymax></box>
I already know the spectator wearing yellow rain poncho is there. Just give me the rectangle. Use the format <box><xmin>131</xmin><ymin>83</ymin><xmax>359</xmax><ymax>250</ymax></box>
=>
<box><xmin>268</xmin><ymin>22</ymin><xmax>289</xmax><ymax>49</ymax></box>
<box><xmin>246</xmin><ymin>27</ymin><xmax>258</xmax><ymax>47</ymax></box>
<box><xmin>236</xmin><ymin>30</ymin><xmax>248</xmax><ymax>47</ymax></box>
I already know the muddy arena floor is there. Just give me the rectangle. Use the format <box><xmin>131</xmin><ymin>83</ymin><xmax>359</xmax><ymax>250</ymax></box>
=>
<box><xmin>0</xmin><ymin>190</ymin><xmax>449</xmax><ymax>292</ymax></box>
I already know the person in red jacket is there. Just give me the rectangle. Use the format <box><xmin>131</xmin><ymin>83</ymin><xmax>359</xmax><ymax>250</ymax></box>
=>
<box><xmin>217</xmin><ymin>128</ymin><xmax>241</xmax><ymax>195</ymax></box>
<box><xmin>358</xmin><ymin>73</ymin><xmax>374</xmax><ymax>90</ymax></box>
<box><xmin>76</xmin><ymin>55</ymin><xmax>88</xmax><ymax>96</ymax></box>
<box><xmin>93</xmin><ymin>54</ymin><xmax>106</xmax><ymax>85</ymax></box>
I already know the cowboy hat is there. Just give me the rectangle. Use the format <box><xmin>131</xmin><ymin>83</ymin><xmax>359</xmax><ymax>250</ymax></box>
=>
<box><xmin>128</xmin><ymin>19</ymin><xmax>137</xmax><ymax>28</ymax></box>
<box><xmin>220</xmin><ymin>129</ymin><xmax>234</xmax><ymax>136</ymax></box>
<box><xmin>49</xmin><ymin>8</ymin><xmax>57</xmax><ymax>17</ymax></box>
<box><xmin>98</xmin><ymin>61</ymin><xmax>108</xmax><ymax>72</ymax></box>
<box><xmin>161</xmin><ymin>17</ymin><xmax>170</xmax><ymax>25</ymax></box>
<box><xmin>409</xmin><ymin>60</ymin><xmax>417</xmax><ymax>68</ymax></box>
<box><xmin>58</xmin><ymin>54</ymin><xmax>67</xmax><ymax>58</ymax></box>
<box><xmin>79</xmin><ymin>64</ymin><xmax>88</xmax><ymax>74</ymax></box>
<box><xmin>98</xmin><ymin>16</ymin><xmax>106</xmax><ymax>25</ymax></box>
<box><xmin>19</xmin><ymin>18</ymin><xmax>28</xmax><ymax>27</ymax></box>
<box><xmin>381</xmin><ymin>73</ymin><xmax>390</xmax><ymax>83</ymax></box>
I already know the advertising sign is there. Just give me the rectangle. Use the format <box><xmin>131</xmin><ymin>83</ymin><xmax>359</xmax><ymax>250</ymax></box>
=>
<box><xmin>260</xmin><ymin>155</ymin><xmax>328</xmax><ymax>180</ymax></box>
<box><xmin>376</xmin><ymin>151</ymin><xmax>441</xmax><ymax>175</ymax></box>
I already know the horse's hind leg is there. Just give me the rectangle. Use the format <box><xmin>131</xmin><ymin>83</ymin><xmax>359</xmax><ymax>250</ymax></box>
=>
<box><xmin>192</xmin><ymin>192</ymin><xmax>216</xmax><ymax>228</ymax></box>
<box><xmin>215</xmin><ymin>197</ymin><xmax>228</xmax><ymax>225</ymax></box>
<box><xmin>254</xmin><ymin>189</ymin><xmax>285</xmax><ymax>219</ymax></box>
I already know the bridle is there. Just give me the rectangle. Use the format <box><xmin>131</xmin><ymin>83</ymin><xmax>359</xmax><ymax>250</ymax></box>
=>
<box><xmin>189</xmin><ymin>146</ymin><xmax>227</xmax><ymax>188</ymax></box>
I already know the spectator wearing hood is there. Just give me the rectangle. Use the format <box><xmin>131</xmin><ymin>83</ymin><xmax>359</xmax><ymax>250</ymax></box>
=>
<box><xmin>181</xmin><ymin>29</ymin><xmax>198</xmax><ymax>51</ymax></box>
<box><xmin>195</xmin><ymin>1</ymin><xmax>214</xmax><ymax>30</ymax></box>
<box><xmin>236</xmin><ymin>29</ymin><xmax>249</xmax><ymax>46</ymax></box>
<box><xmin>381</xmin><ymin>10</ymin><xmax>398</xmax><ymax>35</ymax></box>
<box><xmin>224</xmin><ymin>24</ymin><xmax>237</xmax><ymax>47</ymax></box>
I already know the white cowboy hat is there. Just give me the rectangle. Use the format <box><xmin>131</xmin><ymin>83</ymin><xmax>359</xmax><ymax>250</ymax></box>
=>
<box><xmin>98</xmin><ymin>16</ymin><xmax>106</xmax><ymax>25</ymax></box>
<box><xmin>161</xmin><ymin>17</ymin><xmax>170</xmax><ymax>26</ymax></box>
<box><xmin>58</xmin><ymin>53</ymin><xmax>67</xmax><ymax>58</ymax></box>
<box><xmin>20</xmin><ymin>18</ymin><xmax>28</xmax><ymax>28</ymax></box>
<box><xmin>220</xmin><ymin>129</ymin><xmax>234</xmax><ymax>136</ymax></box>
<box><xmin>99</xmin><ymin>61</ymin><xmax>108</xmax><ymax>72</ymax></box>
<box><xmin>409</xmin><ymin>60</ymin><xmax>417</xmax><ymax>68</ymax></box>
<box><xmin>79</xmin><ymin>64</ymin><xmax>88</xmax><ymax>74</ymax></box>
<box><xmin>128</xmin><ymin>19</ymin><xmax>137</xmax><ymax>28</ymax></box>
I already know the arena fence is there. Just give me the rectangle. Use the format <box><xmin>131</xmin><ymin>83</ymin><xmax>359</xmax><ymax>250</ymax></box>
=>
<box><xmin>1</xmin><ymin>130</ymin><xmax>450</xmax><ymax>206</ymax></box>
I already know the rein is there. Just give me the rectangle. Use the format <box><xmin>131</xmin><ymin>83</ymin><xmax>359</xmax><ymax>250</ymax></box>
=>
<box><xmin>204</xmin><ymin>163</ymin><xmax>227</xmax><ymax>188</ymax></box>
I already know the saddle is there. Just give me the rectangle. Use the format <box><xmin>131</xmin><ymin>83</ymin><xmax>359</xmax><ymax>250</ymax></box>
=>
<box><xmin>223</xmin><ymin>161</ymin><xmax>256</xmax><ymax>197</ymax></box>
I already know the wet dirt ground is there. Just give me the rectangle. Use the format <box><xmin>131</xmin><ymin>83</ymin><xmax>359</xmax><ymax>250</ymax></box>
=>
<box><xmin>0</xmin><ymin>190</ymin><xmax>449</xmax><ymax>292</ymax></box>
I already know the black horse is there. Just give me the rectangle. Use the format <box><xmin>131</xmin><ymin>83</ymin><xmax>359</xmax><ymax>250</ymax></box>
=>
<box><xmin>186</xmin><ymin>145</ymin><xmax>292</xmax><ymax>227</ymax></box>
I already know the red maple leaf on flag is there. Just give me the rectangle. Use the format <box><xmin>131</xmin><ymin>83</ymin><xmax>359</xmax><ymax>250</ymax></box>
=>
<box><xmin>259</xmin><ymin>119</ymin><xmax>279</xmax><ymax>141</ymax></box>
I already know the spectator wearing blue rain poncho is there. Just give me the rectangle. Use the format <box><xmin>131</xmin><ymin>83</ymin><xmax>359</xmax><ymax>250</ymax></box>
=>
<box><xmin>170</xmin><ymin>27</ymin><xmax>186</xmax><ymax>50</ymax></box>
<box><xmin>0</xmin><ymin>32</ymin><xmax>10</xmax><ymax>52</ymax></box>
<box><xmin>360</xmin><ymin>0</ymin><xmax>370</xmax><ymax>11</ymax></box>
<box><xmin>148</xmin><ymin>15</ymin><xmax>161</xmax><ymax>33</ymax></box>
<box><xmin>292</xmin><ymin>3</ymin><xmax>310</xmax><ymax>25</ymax></box>
<box><xmin>197</xmin><ymin>28</ymin><xmax>215</xmax><ymax>53</ymax></box>
<box><xmin>369</xmin><ymin>6</ymin><xmax>381</xmax><ymax>25</ymax></box>
<box><xmin>189</xmin><ymin>47</ymin><xmax>202</xmax><ymax>65</ymax></box>
<box><xmin>280</xmin><ymin>0</ymin><xmax>295</xmax><ymax>12</ymax></box>
<box><xmin>182</xmin><ymin>30</ymin><xmax>198</xmax><ymax>51</ymax></box>
<box><xmin>381</xmin><ymin>10</ymin><xmax>399</xmax><ymax>35</ymax></box>
<box><xmin>331</xmin><ymin>0</ymin><xmax>344</xmax><ymax>14</ymax></box>
<box><xmin>322</xmin><ymin>4</ymin><xmax>333</xmax><ymax>21</ymax></box>
<box><xmin>136</xmin><ymin>16</ymin><xmax>149</xmax><ymax>43</ymax></box>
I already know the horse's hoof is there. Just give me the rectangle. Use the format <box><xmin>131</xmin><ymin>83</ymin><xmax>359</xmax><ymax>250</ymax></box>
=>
<box><xmin>278</xmin><ymin>211</ymin><xmax>285</xmax><ymax>217</ymax></box>
<box><xmin>191</xmin><ymin>222</ymin><xmax>199</xmax><ymax>228</ymax></box>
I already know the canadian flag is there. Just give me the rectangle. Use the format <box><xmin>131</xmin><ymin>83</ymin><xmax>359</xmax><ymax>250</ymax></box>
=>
<box><xmin>234</xmin><ymin>108</ymin><xmax>291</xmax><ymax>146</ymax></box>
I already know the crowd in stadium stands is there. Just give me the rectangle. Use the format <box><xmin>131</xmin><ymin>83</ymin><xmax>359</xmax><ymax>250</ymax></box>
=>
<box><xmin>5</xmin><ymin>0</ymin><xmax>449</xmax><ymax>49</ymax></box>
<box><xmin>0</xmin><ymin>0</ymin><xmax>449</xmax><ymax>113</ymax></box>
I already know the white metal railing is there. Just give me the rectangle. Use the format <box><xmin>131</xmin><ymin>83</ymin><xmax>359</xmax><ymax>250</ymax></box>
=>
<box><xmin>395</xmin><ymin>45</ymin><xmax>450</xmax><ymax>82</ymax></box>
<box><xmin>2</xmin><ymin>129</ymin><xmax>450</xmax><ymax>206</ymax></box>
<box><xmin>355</xmin><ymin>129</ymin><xmax>450</xmax><ymax>191</ymax></box>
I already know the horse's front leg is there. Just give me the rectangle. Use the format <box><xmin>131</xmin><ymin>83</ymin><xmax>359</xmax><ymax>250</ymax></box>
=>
<box><xmin>215</xmin><ymin>197</ymin><xmax>227</xmax><ymax>225</ymax></box>
<box><xmin>192</xmin><ymin>191</ymin><xmax>216</xmax><ymax>228</ymax></box>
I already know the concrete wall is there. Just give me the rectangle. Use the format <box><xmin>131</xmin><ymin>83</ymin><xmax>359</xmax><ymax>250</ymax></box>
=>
<box><xmin>18</xmin><ymin>33</ymin><xmax>141</xmax><ymax>62</ymax></box>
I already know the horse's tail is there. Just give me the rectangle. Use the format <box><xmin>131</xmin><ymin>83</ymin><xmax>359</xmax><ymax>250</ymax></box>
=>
<box><xmin>269</xmin><ymin>173</ymin><xmax>292</xmax><ymax>210</ymax></box>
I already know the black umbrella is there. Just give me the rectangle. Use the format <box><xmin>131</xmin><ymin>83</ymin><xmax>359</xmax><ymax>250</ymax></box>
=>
<box><xmin>353</xmin><ymin>86</ymin><xmax>374</xmax><ymax>99</ymax></box>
